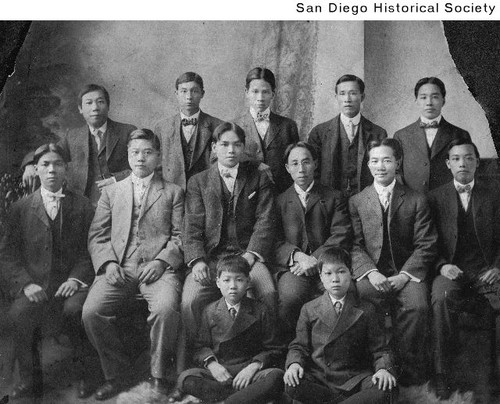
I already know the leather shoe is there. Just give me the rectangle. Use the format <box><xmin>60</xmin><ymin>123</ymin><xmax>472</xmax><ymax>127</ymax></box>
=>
<box><xmin>77</xmin><ymin>378</ymin><xmax>93</xmax><ymax>399</ymax></box>
<box><xmin>168</xmin><ymin>387</ymin><xmax>184</xmax><ymax>402</ymax></box>
<box><xmin>95</xmin><ymin>379</ymin><xmax>123</xmax><ymax>401</ymax></box>
<box><xmin>150</xmin><ymin>377</ymin><xmax>169</xmax><ymax>395</ymax></box>
<box><xmin>435</xmin><ymin>373</ymin><xmax>451</xmax><ymax>399</ymax></box>
<box><xmin>11</xmin><ymin>382</ymin><xmax>33</xmax><ymax>399</ymax></box>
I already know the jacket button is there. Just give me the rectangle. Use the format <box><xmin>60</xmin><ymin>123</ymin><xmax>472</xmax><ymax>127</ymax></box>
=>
<box><xmin>424</xmin><ymin>162</ymin><xmax>428</xmax><ymax>166</ymax></box>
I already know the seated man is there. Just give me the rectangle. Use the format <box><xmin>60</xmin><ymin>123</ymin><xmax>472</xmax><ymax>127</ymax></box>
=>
<box><xmin>175</xmin><ymin>255</ymin><xmax>284</xmax><ymax>404</ymax></box>
<box><xmin>181</xmin><ymin>122</ymin><xmax>277</xmax><ymax>369</ymax></box>
<box><xmin>1</xmin><ymin>143</ymin><xmax>95</xmax><ymax>399</ymax></box>
<box><xmin>82</xmin><ymin>129</ymin><xmax>184</xmax><ymax>400</ymax></box>
<box><xmin>349</xmin><ymin>138</ymin><xmax>437</xmax><ymax>385</ymax></box>
<box><xmin>284</xmin><ymin>247</ymin><xmax>396</xmax><ymax>404</ymax></box>
<box><xmin>274</xmin><ymin>141</ymin><xmax>352</xmax><ymax>342</ymax></box>
<box><xmin>429</xmin><ymin>138</ymin><xmax>500</xmax><ymax>398</ymax></box>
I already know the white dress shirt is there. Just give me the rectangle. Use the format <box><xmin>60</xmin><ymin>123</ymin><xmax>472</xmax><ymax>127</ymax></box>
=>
<box><xmin>340</xmin><ymin>112</ymin><xmax>361</xmax><ymax>143</ymax></box>
<box><xmin>420</xmin><ymin>114</ymin><xmax>442</xmax><ymax>148</ymax></box>
<box><xmin>294</xmin><ymin>181</ymin><xmax>315</xmax><ymax>209</ymax></box>
<box><xmin>40</xmin><ymin>186</ymin><xmax>65</xmax><ymax>220</ymax></box>
<box><xmin>89</xmin><ymin>121</ymin><xmax>108</xmax><ymax>151</ymax></box>
<box><xmin>218</xmin><ymin>162</ymin><xmax>239</xmax><ymax>194</ymax></box>
<box><xmin>180</xmin><ymin>110</ymin><xmax>200</xmax><ymax>143</ymax></box>
<box><xmin>250</xmin><ymin>107</ymin><xmax>271</xmax><ymax>139</ymax></box>
<box><xmin>130</xmin><ymin>172</ymin><xmax>154</xmax><ymax>206</ymax></box>
<box><xmin>454</xmin><ymin>179</ymin><xmax>474</xmax><ymax>211</ymax></box>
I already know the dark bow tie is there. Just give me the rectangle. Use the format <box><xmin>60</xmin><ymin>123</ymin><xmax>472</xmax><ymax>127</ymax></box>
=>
<box><xmin>456</xmin><ymin>184</ymin><xmax>472</xmax><ymax>194</ymax></box>
<box><xmin>256</xmin><ymin>112</ymin><xmax>269</xmax><ymax>122</ymax></box>
<box><xmin>182</xmin><ymin>117</ymin><xmax>198</xmax><ymax>126</ymax></box>
<box><xmin>419</xmin><ymin>120</ymin><xmax>439</xmax><ymax>129</ymax></box>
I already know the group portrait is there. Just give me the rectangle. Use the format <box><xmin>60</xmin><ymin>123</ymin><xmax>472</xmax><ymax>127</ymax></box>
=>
<box><xmin>0</xmin><ymin>20</ymin><xmax>500</xmax><ymax>404</ymax></box>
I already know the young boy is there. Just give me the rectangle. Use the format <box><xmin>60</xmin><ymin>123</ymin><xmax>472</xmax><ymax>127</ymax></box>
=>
<box><xmin>284</xmin><ymin>247</ymin><xmax>396</xmax><ymax>404</ymax></box>
<box><xmin>83</xmin><ymin>129</ymin><xmax>184</xmax><ymax>400</ymax></box>
<box><xmin>176</xmin><ymin>255</ymin><xmax>284</xmax><ymax>404</ymax></box>
<box><xmin>1</xmin><ymin>143</ymin><xmax>95</xmax><ymax>399</ymax></box>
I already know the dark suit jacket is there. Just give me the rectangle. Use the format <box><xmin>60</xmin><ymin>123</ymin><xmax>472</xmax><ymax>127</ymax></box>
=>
<box><xmin>307</xmin><ymin>115</ymin><xmax>387</xmax><ymax>193</ymax></box>
<box><xmin>428</xmin><ymin>179</ymin><xmax>500</xmax><ymax>272</ymax></box>
<box><xmin>193</xmin><ymin>296</ymin><xmax>282</xmax><ymax>372</ymax></box>
<box><xmin>0</xmin><ymin>188</ymin><xmax>94</xmax><ymax>298</ymax></box>
<box><xmin>235</xmin><ymin>111</ymin><xmax>299</xmax><ymax>193</ymax></box>
<box><xmin>88</xmin><ymin>172</ymin><xmax>184</xmax><ymax>272</ymax></box>
<box><xmin>154</xmin><ymin>111</ymin><xmax>223</xmax><ymax>190</ymax></box>
<box><xmin>274</xmin><ymin>183</ymin><xmax>352</xmax><ymax>268</ymax></box>
<box><xmin>184</xmin><ymin>162</ymin><xmax>276</xmax><ymax>263</ymax></box>
<box><xmin>286</xmin><ymin>292</ymin><xmax>393</xmax><ymax>392</ymax></box>
<box><xmin>394</xmin><ymin>118</ymin><xmax>471</xmax><ymax>193</ymax></box>
<box><xmin>349</xmin><ymin>182</ymin><xmax>437</xmax><ymax>280</ymax></box>
<box><xmin>59</xmin><ymin>118</ymin><xmax>137</xmax><ymax>195</ymax></box>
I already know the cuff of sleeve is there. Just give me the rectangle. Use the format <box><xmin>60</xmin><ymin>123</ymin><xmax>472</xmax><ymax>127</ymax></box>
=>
<box><xmin>247</xmin><ymin>251</ymin><xmax>264</xmax><ymax>262</ymax></box>
<box><xmin>67</xmin><ymin>278</ymin><xmax>88</xmax><ymax>288</ymax></box>
<box><xmin>400</xmin><ymin>271</ymin><xmax>421</xmax><ymax>283</ymax></box>
<box><xmin>356</xmin><ymin>268</ymin><xmax>379</xmax><ymax>281</ymax></box>
<box><xmin>188</xmin><ymin>258</ymin><xmax>204</xmax><ymax>268</ymax></box>
<box><xmin>204</xmin><ymin>356</ymin><xmax>217</xmax><ymax>368</ymax></box>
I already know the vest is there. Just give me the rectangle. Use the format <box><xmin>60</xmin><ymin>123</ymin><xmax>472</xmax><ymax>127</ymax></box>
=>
<box><xmin>122</xmin><ymin>185</ymin><xmax>148</xmax><ymax>263</ymax></box>
<box><xmin>452</xmin><ymin>192</ymin><xmax>486</xmax><ymax>273</ymax></box>
<box><xmin>213</xmin><ymin>176</ymin><xmax>241</xmax><ymax>257</ymax></box>
<box><xmin>377</xmin><ymin>205</ymin><xmax>397</xmax><ymax>276</ymax></box>
<box><xmin>85</xmin><ymin>132</ymin><xmax>110</xmax><ymax>206</ymax></box>
<box><xmin>47</xmin><ymin>208</ymin><xmax>64</xmax><ymax>292</ymax></box>
<box><xmin>338</xmin><ymin>122</ymin><xmax>360</xmax><ymax>196</ymax></box>
<box><xmin>180</xmin><ymin>125</ymin><xmax>198</xmax><ymax>173</ymax></box>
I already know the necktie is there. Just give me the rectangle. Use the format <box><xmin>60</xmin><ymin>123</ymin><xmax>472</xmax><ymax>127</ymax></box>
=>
<box><xmin>182</xmin><ymin>117</ymin><xmax>198</xmax><ymax>126</ymax></box>
<box><xmin>380</xmin><ymin>191</ymin><xmax>391</xmax><ymax>211</ymax></box>
<box><xmin>221</xmin><ymin>169</ymin><xmax>235</xmax><ymax>193</ymax></box>
<box><xmin>256</xmin><ymin>111</ymin><xmax>269</xmax><ymax>122</ymax></box>
<box><xmin>333</xmin><ymin>301</ymin><xmax>342</xmax><ymax>316</ymax></box>
<box><xmin>457</xmin><ymin>184</ymin><xmax>471</xmax><ymax>194</ymax></box>
<box><xmin>299</xmin><ymin>192</ymin><xmax>309</xmax><ymax>209</ymax></box>
<box><xmin>457</xmin><ymin>184</ymin><xmax>471</xmax><ymax>210</ymax></box>
<box><xmin>94</xmin><ymin>129</ymin><xmax>103</xmax><ymax>150</ymax></box>
<box><xmin>419</xmin><ymin>120</ymin><xmax>439</xmax><ymax>129</ymax></box>
<box><xmin>229</xmin><ymin>307</ymin><xmax>237</xmax><ymax>320</ymax></box>
<box><xmin>346</xmin><ymin>120</ymin><xmax>355</xmax><ymax>143</ymax></box>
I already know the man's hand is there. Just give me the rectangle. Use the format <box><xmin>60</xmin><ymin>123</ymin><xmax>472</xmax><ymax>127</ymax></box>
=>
<box><xmin>388</xmin><ymin>273</ymin><xmax>410</xmax><ymax>291</ymax></box>
<box><xmin>192</xmin><ymin>261</ymin><xmax>212</xmax><ymax>286</ymax></box>
<box><xmin>372</xmin><ymin>369</ymin><xmax>397</xmax><ymax>391</ymax></box>
<box><xmin>233</xmin><ymin>362</ymin><xmax>260</xmax><ymax>390</ymax></box>
<box><xmin>23</xmin><ymin>283</ymin><xmax>48</xmax><ymax>303</ymax></box>
<box><xmin>284</xmin><ymin>363</ymin><xmax>304</xmax><ymax>387</ymax></box>
<box><xmin>440</xmin><ymin>264</ymin><xmax>463</xmax><ymax>280</ymax></box>
<box><xmin>291</xmin><ymin>252</ymin><xmax>318</xmax><ymax>277</ymax></box>
<box><xmin>105</xmin><ymin>262</ymin><xmax>126</xmax><ymax>287</ymax></box>
<box><xmin>139</xmin><ymin>260</ymin><xmax>166</xmax><ymax>284</ymax></box>
<box><xmin>242</xmin><ymin>252</ymin><xmax>256</xmax><ymax>268</ymax></box>
<box><xmin>257</xmin><ymin>163</ymin><xmax>274</xmax><ymax>183</ymax></box>
<box><xmin>22</xmin><ymin>164</ymin><xmax>38</xmax><ymax>193</ymax></box>
<box><xmin>55</xmin><ymin>279</ymin><xmax>79</xmax><ymax>298</ymax></box>
<box><xmin>368</xmin><ymin>271</ymin><xmax>392</xmax><ymax>293</ymax></box>
<box><xmin>207</xmin><ymin>361</ymin><xmax>232</xmax><ymax>383</ymax></box>
<box><xmin>95</xmin><ymin>177</ymin><xmax>115</xmax><ymax>190</ymax></box>
<box><xmin>480</xmin><ymin>267</ymin><xmax>500</xmax><ymax>285</ymax></box>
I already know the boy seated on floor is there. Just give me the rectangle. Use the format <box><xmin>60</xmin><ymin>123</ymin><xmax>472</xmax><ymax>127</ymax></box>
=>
<box><xmin>284</xmin><ymin>247</ymin><xmax>397</xmax><ymax>404</ymax></box>
<box><xmin>173</xmin><ymin>255</ymin><xmax>284</xmax><ymax>404</ymax></box>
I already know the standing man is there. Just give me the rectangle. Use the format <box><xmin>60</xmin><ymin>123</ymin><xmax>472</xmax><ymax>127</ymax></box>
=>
<box><xmin>349</xmin><ymin>138</ymin><xmax>437</xmax><ymax>386</ymax></box>
<box><xmin>1</xmin><ymin>143</ymin><xmax>95</xmax><ymax>399</ymax></box>
<box><xmin>394</xmin><ymin>77</ymin><xmax>471</xmax><ymax>193</ymax></box>
<box><xmin>22</xmin><ymin>84</ymin><xmax>137</xmax><ymax>207</ymax></box>
<box><xmin>83</xmin><ymin>129</ymin><xmax>184</xmax><ymax>400</ymax></box>
<box><xmin>308</xmin><ymin>74</ymin><xmax>387</xmax><ymax>197</ymax></box>
<box><xmin>274</xmin><ymin>141</ymin><xmax>352</xmax><ymax>342</ymax></box>
<box><xmin>429</xmin><ymin>139</ymin><xmax>500</xmax><ymax>398</ymax></box>
<box><xmin>154</xmin><ymin>72</ymin><xmax>223</xmax><ymax>190</ymax></box>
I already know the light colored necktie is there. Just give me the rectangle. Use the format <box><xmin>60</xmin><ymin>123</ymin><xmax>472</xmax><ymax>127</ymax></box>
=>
<box><xmin>381</xmin><ymin>191</ymin><xmax>391</xmax><ymax>211</ymax></box>
<box><xmin>94</xmin><ymin>129</ymin><xmax>103</xmax><ymax>150</ymax></box>
<box><xmin>457</xmin><ymin>184</ymin><xmax>472</xmax><ymax>210</ymax></box>
<box><xmin>346</xmin><ymin>120</ymin><xmax>355</xmax><ymax>143</ymax></box>
<box><xmin>221</xmin><ymin>169</ymin><xmax>235</xmax><ymax>194</ymax></box>
<box><xmin>45</xmin><ymin>192</ymin><xmax>65</xmax><ymax>220</ymax></box>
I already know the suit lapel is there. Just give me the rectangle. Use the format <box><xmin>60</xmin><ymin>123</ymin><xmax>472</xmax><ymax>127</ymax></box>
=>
<box><xmin>328</xmin><ymin>293</ymin><xmax>363</xmax><ymax>342</ymax></box>
<box><xmin>190</xmin><ymin>111</ymin><xmax>212</xmax><ymax>169</ymax></box>
<box><xmin>115</xmin><ymin>177</ymin><xmax>134</xmax><ymax>261</ymax></box>
<box><xmin>233</xmin><ymin>164</ymin><xmax>248</xmax><ymax>213</ymax></box>
<box><xmin>431</xmin><ymin>118</ymin><xmax>452</xmax><ymax>159</ymax></box>
<box><xmin>220</xmin><ymin>297</ymin><xmax>258</xmax><ymax>343</ymax></box>
<box><xmin>304</xmin><ymin>183</ymin><xmax>321</xmax><ymax>215</ymax></box>
<box><xmin>407</xmin><ymin>120</ymin><xmax>429</xmax><ymax>160</ymax></box>
<box><xmin>265</xmin><ymin>112</ymin><xmax>280</xmax><ymax>148</ymax></box>
<box><xmin>105</xmin><ymin>119</ymin><xmax>119</xmax><ymax>161</ymax></box>
<box><xmin>366</xmin><ymin>185</ymin><xmax>383</xmax><ymax>223</ymax></box>
<box><xmin>31</xmin><ymin>189</ymin><xmax>50</xmax><ymax>228</ymax></box>
<box><xmin>389</xmin><ymin>182</ymin><xmax>405</xmax><ymax>221</ymax></box>
<box><xmin>207</xmin><ymin>165</ymin><xmax>224</xmax><ymax>219</ymax></box>
<box><xmin>140</xmin><ymin>173</ymin><xmax>163</xmax><ymax>219</ymax></box>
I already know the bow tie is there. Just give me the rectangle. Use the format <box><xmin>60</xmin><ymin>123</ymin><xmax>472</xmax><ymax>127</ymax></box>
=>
<box><xmin>255</xmin><ymin>112</ymin><xmax>269</xmax><ymax>122</ymax></box>
<box><xmin>456</xmin><ymin>184</ymin><xmax>472</xmax><ymax>194</ymax></box>
<box><xmin>45</xmin><ymin>191</ymin><xmax>65</xmax><ymax>201</ymax></box>
<box><xmin>182</xmin><ymin>117</ymin><xmax>198</xmax><ymax>126</ymax></box>
<box><xmin>220</xmin><ymin>168</ymin><xmax>236</xmax><ymax>178</ymax></box>
<box><xmin>419</xmin><ymin>120</ymin><xmax>439</xmax><ymax>129</ymax></box>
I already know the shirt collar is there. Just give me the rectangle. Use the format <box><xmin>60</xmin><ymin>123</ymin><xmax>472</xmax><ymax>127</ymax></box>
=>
<box><xmin>328</xmin><ymin>293</ymin><xmax>346</xmax><ymax>307</ymax></box>
<box><xmin>225</xmin><ymin>299</ymin><xmax>241</xmax><ymax>313</ymax></box>
<box><xmin>131</xmin><ymin>171</ymin><xmax>154</xmax><ymax>187</ymax></box>
<box><xmin>374</xmin><ymin>179</ymin><xmax>396</xmax><ymax>195</ymax></box>
<box><xmin>250</xmin><ymin>107</ymin><xmax>271</xmax><ymax>121</ymax></box>
<box><xmin>89</xmin><ymin>121</ymin><xmax>108</xmax><ymax>136</ymax></box>
<box><xmin>340</xmin><ymin>112</ymin><xmax>361</xmax><ymax>126</ymax></box>
<box><xmin>420</xmin><ymin>114</ymin><xmax>442</xmax><ymax>125</ymax></box>
<box><xmin>294</xmin><ymin>180</ymin><xmax>314</xmax><ymax>197</ymax></box>
<box><xmin>218</xmin><ymin>162</ymin><xmax>239</xmax><ymax>177</ymax></box>
<box><xmin>180</xmin><ymin>109</ymin><xmax>201</xmax><ymax>121</ymax></box>
<box><xmin>40</xmin><ymin>186</ymin><xmax>64</xmax><ymax>200</ymax></box>
<box><xmin>454</xmin><ymin>179</ymin><xmax>475</xmax><ymax>191</ymax></box>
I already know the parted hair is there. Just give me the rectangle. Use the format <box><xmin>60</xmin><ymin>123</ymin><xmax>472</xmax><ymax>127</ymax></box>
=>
<box><xmin>245</xmin><ymin>67</ymin><xmax>276</xmax><ymax>92</ymax></box>
<box><xmin>127</xmin><ymin>128</ymin><xmax>161</xmax><ymax>151</ymax></box>
<box><xmin>414</xmin><ymin>77</ymin><xmax>446</xmax><ymax>98</ymax></box>
<box><xmin>335</xmin><ymin>74</ymin><xmax>365</xmax><ymax>94</ymax></box>
<box><xmin>283</xmin><ymin>141</ymin><xmax>318</xmax><ymax>164</ymax></box>
<box><xmin>212</xmin><ymin>122</ymin><xmax>246</xmax><ymax>144</ymax></box>
<box><xmin>175</xmin><ymin>72</ymin><xmax>204</xmax><ymax>92</ymax></box>
<box><xmin>33</xmin><ymin>143</ymin><xmax>69</xmax><ymax>164</ymax></box>
<box><xmin>317</xmin><ymin>247</ymin><xmax>352</xmax><ymax>274</ymax></box>
<box><xmin>78</xmin><ymin>84</ymin><xmax>110</xmax><ymax>107</ymax></box>
<box><xmin>447</xmin><ymin>137</ymin><xmax>480</xmax><ymax>159</ymax></box>
<box><xmin>367</xmin><ymin>138</ymin><xmax>404</xmax><ymax>162</ymax></box>
<box><xmin>216</xmin><ymin>255</ymin><xmax>251</xmax><ymax>278</ymax></box>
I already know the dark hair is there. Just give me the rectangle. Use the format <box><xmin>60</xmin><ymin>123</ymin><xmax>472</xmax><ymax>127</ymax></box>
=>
<box><xmin>175</xmin><ymin>72</ymin><xmax>204</xmax><ymax>92</ymax></box>
<box><xmin>335</xmin><ymin>74</ymin><xmax>365</xmax><ymax>95</ymax></box>
<box><xmin>367</xmin><ymin>138</ymin><xmax>403</xmax><ymax>162</ymax></box>
<box><xmin>414</xmin><ymin>77</ymin><xmax>446</xmax><ymax>98</ymax></box>
<box><xmin>33</xmin><ymin>143</ymin><xmax>69</xmax><ymax>164</ymax></box>
<box><xmin>212</xmin><ymin>122</ymin><xmax>245</xmax><ymax>144</ymax></box>
<box><xmin>127</xmin><ymin>128</ymin><xmax>161</xmax><ymax>151</ymax></box>
<box><xmin>283</xmin><ymin>141</ymin><xmax>318</xmax><ymax>164</ymax></box>
<box><xmin>447</xmin><ymin>137</ymin><xmax>480</xmax><ymax>159</ymax></box>
<box><xmin>245</xmin><ymin>67</ymin><xmax>276</xmax><ymax>92</ymax></box>
<box><xmin>216</xmin><ymin>255</ymin><xmax>251</xmax><ymax>278</ymax></box>
<box><xmin>317</xmin><ymin>247</ymin><xmax>352</xmax><ymax>274</ymax></box>
<box><xmin>78</xmin><ymin>84</ymin><xmax>110</xmax><ymax>107</ymax></box>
